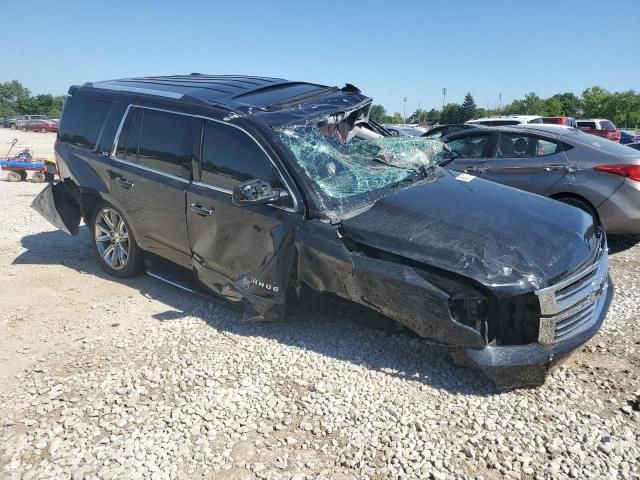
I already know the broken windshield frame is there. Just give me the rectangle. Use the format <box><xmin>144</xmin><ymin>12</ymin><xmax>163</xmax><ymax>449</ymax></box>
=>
<box><xmin>275</xmin><ymin>123</ymin><xmax>447</xmax><ymax>217</ymax></box>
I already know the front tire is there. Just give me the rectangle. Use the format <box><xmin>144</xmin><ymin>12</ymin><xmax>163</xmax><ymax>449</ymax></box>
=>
<box><xmin>90</xmin><ymin>202</ymin><xmax>143</xmax><ymax>278</ymax></box>
<box><xmin>32</xmin><ymin>172</ymin><xmax>45</xmax><ymax>183</ymax></box>
<box><xmin>556</xmin><ymin>196</ymin><xmax>599</xmax><ymax>226</ymax></box>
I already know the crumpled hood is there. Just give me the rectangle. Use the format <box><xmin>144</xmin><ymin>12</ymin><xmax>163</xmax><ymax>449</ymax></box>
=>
<box><xmin>341</xmin><ymin>169</ymin><xmax>597</xmax><ymax>296</ymax></box>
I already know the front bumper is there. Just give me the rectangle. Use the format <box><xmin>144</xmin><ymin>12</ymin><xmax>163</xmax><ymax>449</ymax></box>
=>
<box><xmin>598</xmin><ymin>178</ymin><xmax>640</xmax><ymax>234</ymax></box>
<box><xmin>461</xmin><ymin>276</ymin><xmax>613</xmax><ymax>390</ymax></box>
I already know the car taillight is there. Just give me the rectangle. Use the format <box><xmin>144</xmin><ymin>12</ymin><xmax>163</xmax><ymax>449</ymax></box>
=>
<box><xmin>594</xmin><ymin>164</ymin><xmax>640</xmax><ymax>182</ymax></box>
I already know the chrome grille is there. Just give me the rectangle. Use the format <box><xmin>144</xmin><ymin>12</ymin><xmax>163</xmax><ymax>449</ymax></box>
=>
<box><xmin>535</xmin><ymin>237</ymin><xmax>609</xmax><ymax>345</ymax></box>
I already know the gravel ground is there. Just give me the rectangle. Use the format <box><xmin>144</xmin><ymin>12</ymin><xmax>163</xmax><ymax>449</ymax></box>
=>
<box><xmin>1</xmin><ymin>131</ymin><xmax>639</xmax><ymax>479</ymax></box>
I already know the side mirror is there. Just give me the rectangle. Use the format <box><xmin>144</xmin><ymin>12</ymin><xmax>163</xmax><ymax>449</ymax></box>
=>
<box><xmin>232</xmin><ymin>179</ymin><xmax>289</xmax><ymax>207</ymax></box>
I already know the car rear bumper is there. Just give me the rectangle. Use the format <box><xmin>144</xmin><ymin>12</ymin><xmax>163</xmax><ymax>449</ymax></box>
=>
<box><xmin>598</xmin><ymin>178</ymin><xmax>640</xmax><ymax>234</ymax></box>
<box><xmin>460</xmin><ymin>276</ymin><xmax>613</xmax><ymax>390</ymax></box>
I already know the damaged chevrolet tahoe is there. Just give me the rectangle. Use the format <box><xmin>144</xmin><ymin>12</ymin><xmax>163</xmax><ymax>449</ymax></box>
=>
<box><xmin>33</xmin><ymin>75</ymin><xmax>613</xmax><ymax>389</ymax></box>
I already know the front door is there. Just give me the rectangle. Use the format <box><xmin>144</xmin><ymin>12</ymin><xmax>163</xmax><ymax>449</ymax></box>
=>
<box><xmin>109</xmin><ymin>106</ymin><xmax>196</xmax><ymax>267</ymax></box>
<box><xmin>443</xmin><ymin>132</ymin><xmax>494</xmax><ymax>177</ymax></box>
<box><xmin>481</xmin><ymin>132</ymin><xmax>569</xmax><ymax>195</ymax></box>
<box><xmin>186</xmin><ymin>119</ymin><xmax>300</xmax><ymax>318</ymax></box>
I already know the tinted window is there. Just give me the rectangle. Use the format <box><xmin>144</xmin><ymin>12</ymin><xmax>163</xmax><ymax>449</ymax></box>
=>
<box><xmin>527</xmin><ymin>118</ymin><xmax>543</xmax><ymax>124</ymax></box>
<box><xmin>136</xmin><ymin>109</ymin><xmax>193</xmax><ymax>179</ymax></box>
<box><xmin>446</xmin><ymin>134</ymin><xmax>491</xmax><ymax>158</ymax></box>
<box><xmin>543</xmin><ymin>118</ymin><xmax>560</xmax><ymax>124</ymax></box>
<box><xmin>115</xmin><ymin>108</ymin><xmax>142</xmax><ymax>162</ymax></box>
<box><xmin>200</xmin><ymin>120</ymin><xmax>281</xmax><ymax>190</ymax></box>
<box><xmin>536</xmin><ymin>139</ymin><xmax>562</xmax><ymax>156</ymax></box>
<box><xmin>58</xmin><ymin>96</ymin><xmax>113</xmax><ymax>150</ymax></box>
<box><xmin>496</xmin><ymin>134</ymin><xmax>561</xmax><ymax>158</ymax></box>
<box><xmin>577</xmin><ymin>121</ymin><xmax>597</xmax><ymax>129</ymax></box>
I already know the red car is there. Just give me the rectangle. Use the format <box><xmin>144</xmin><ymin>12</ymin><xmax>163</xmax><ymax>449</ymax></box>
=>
<box><xmin>542</xmin><ymin>116</ymin><xmax>577</xmax><ymax>127</ymax></box>
<box><xmin>22</xmin><ymin>120</ymin><xmax>58</xmax><ymax>133</ymax></box>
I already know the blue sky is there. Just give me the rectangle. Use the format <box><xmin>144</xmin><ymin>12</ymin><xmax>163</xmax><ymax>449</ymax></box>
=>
<box><xmin>5</xmin><ymin>0</ymin><xmax>637</xmax><ymax>115</ymax></box>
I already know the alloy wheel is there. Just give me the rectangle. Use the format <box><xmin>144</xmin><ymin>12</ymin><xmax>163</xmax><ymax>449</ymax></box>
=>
<box><xmin>94</xmin><ymin>208</ymin><xmax>130</xmax><ymax>270</ymax></box>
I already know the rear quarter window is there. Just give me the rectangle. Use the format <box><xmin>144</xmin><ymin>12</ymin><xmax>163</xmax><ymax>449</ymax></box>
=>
<box><xmin>58</xmin><ymin>96</ymin><xmax>113</xmax><ymax>150</ymax></box>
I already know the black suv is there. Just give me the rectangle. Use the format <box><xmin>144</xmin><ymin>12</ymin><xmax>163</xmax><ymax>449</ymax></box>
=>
<box><xmin>33</xmin><ymin>74</ymin><xmax>612</xmax><ymax>389</ymax></box>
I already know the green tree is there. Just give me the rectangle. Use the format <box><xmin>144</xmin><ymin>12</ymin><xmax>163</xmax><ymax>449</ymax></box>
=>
<box><xmin>548</xmin><ymin>92</ymin><xmax>581</xmax><ymax>117</ymax></box>
<box><xmin>426</xmin><ymin>108</ymin><xmax>440</xmax><ymax>123</ymax></box>
<box><xmin>440</xmin><ymin>103</ymin><xmax>462</xmax><ymax>124</ymax></box>
<box><xmin>388</xmin><ymin>112</ymin><xmax>404</xmax><ymax>124</ymax></box>
<box><xmin>0</xmin><ymin>80</ymin><xmax>31</xmax><ymax>116</ymax></box>
<box><xmin>582</xmin><ymin>86</ymin><xmax>613</xmax><ymax>119</ymax></box>
<box><xmin>369</xmin><ymin>104</ymin><xmax>387</xmax><ymax>123</ymax></box>
<box><xmin>543</xmin><ymin>97</ymin><xmax>564</xmax><ymax>116</ymax></box>
<box><xmin>460</xmin><ymin>93</ymin><xmax>477</xmax><ymax>122</ymax></box>
<box><xmin>408</xmin><ymin>108</ymin><xmax>430</xmax><ymax>123</ymax></box>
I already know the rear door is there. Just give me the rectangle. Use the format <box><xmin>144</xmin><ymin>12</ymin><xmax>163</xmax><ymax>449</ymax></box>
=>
<box><xmin>186</xmin><ymin>119</ymin><xmax>300</xmax><ymax>309</ymax></box>
<box><xmin>481</xmin><ymin>133</ymin><xmax>569</xmax><ymax>195</ymax></box>
<box><xmin>109</xmin><ymin>106</ymin><xmax>196</xmax><ymax>267</ymax></box>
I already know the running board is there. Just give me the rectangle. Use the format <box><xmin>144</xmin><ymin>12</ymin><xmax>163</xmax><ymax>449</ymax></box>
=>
<box><xmin>147</xmin><ymin>271</ymin><xmax>199</xmax><ymax>294</ymax></box>
<box><xmin>144</xmin><ymin>254</ymin><xmax>242</xmax><ymax>311</ymax></box>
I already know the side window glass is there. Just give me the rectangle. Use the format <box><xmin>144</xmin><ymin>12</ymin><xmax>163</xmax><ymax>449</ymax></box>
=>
<box><xmin>496</xmin><ymin>134</ymin><xmax>535</xmax><ymax>158</ymax></box>
<box><xmin>115</xmin><ymin>108</ymin><xmax>141</xmax><ymax>161</ymax></box>
<box><xmin>58</xmin><ymin>96</ymin><xmax>113</xmax><ymax>150</ymax></box>
<box><xmin>536</xmin><ymin>139</ymin><xmax>562</xmax><ymax>156</ymax></box>
<box><xmin>137</xmin><ymin>109</ymin><xmax>192</xmax><ymax>179</ymax></box>
<box><xmin>446</xmin><ymin>135</ymin><xmax>491</xmax><ymax>159</ymax></box>
<box><xmin>200</xmin><ymin>120</ymin><xmax>281</xmax><ymax>190</ymax></box>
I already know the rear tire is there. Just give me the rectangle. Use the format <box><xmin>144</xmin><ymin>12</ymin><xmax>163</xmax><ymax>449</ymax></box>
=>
<box><xmin>556</xmin><ymin>196</ymin><xmax>599</xmax><ymax>225</ymax></box>
<box><xmin>10</xmin><ymin>123</ymin><xmax>16</xmax><ymax>130</ymax></box>
<box><xmin>7</xmin><ymin>171</ymin><xmax>22</xmax><ymax>182</ymax></box>
<box><xmin>89</xmin><ymin>202</ymin><xmax>144</xmax><ymax>278</ymax></box>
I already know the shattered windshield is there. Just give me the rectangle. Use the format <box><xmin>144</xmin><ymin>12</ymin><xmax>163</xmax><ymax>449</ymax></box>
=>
<box><xmin>276</xmin><ymin>122</ymin><xmax>445</xmax><ymax>215</ymax></box>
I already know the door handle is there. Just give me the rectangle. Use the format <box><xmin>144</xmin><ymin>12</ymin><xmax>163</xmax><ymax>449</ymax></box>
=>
<box><xmin>543</xmin><ymin>164</ymin><xmax>567</xmax><ymax>172</ymax></box>
<box><xmin>115</xmin><ymin>177</ymin><xmax>134</xmax><ymax>189</ymax></box>
<box><xmin>190</xmin><ymin>203</ymin><xmax>213</xmax><ymax>216</ymax></box>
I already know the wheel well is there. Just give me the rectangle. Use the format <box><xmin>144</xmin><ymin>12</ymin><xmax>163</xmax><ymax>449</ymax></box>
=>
<box><xmin>549</xmin><ymin>193</ymin><xmax>599</xmax><ymax>221</ymax></box>
<box><xmin>80</xmin><ymin>190</ymin><xmax>102</xmax><ymax>224</ymax></box>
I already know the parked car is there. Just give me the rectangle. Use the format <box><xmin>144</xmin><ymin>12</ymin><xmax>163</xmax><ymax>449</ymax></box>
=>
<box><xmin>466</xmin><ymin>115</ymin><xmax>543</xmax><ymax>126</ymax></box>
<box><xmin>440</xmin><ymin>124</ymin><xmax>640</xmax><ymax>233</ymax></box>
<box><xmin>22</xmin><ymin>120</ymin><xmax>59</xmax><ymax>133</ymax></box>
<box><xmin>576</xmin><ymin>118</ymin><xmax>621</xmax><ymax>143</ymax></box>
<box><xmin>383</xmin><ymin>124</ymin><xmax>425</xmax><ymax>136</ymax></box>
<box><xmin>32</xmin><ymin>74</ymin><xmax>612</xmax><ymax>389</ymax></box>
<box><xmin>3</xmin><ymin>117</ymin><xmax>17</xmax><ymax>128</ymax></box>
<box><xmin>542</xmin><ymin>116</ymin><xmax>577</xmax><ymax>127</ymax></box>
<box><xmin>619</xmin><ymin>130</ymin><xmax>640</xmax><ymax>145</ymax></box>
<box><xmin>421</xmin><ymin>123</ymin><xmax>484</xmax><ymax>140</ymax></box>
<box><xmin>14</xmin><ymin>114</ymin><xmax>50</xmax><ymax>129</ymax></box>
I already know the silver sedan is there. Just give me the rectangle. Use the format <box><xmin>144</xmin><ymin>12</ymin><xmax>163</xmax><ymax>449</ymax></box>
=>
<box><xmin>440</xmin><ymin>125</ymin><xmax>640</xmax><ymax>234</ymax></box>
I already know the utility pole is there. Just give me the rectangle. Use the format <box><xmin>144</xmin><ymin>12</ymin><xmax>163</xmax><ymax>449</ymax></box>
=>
<box><xmin>442</xmin><ymin>88</ymin><xmax>447</xmax><ymax>109</ymax></box>
<box><xmin>403</xmin><ymin>97</ymin><xmax>407</xmax><ymax>123</ymax></box>
<box><xmin>499</xmin><ymin>92</ymin><xmax>502</xmax><ymax>112</ymax></box>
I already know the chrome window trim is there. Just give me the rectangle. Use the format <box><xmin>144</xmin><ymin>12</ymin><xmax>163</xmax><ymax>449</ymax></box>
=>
<box><xmin>111</xmin><ymin>157</ymin><xmax>190</xmax><ymax>184</ymax></box>
<box><xmin>191</xmin><ymin>181</ymin><xmax>232</xmax><ymax>195</ymax></box>
<box><xmin>110</xmin><ymin>104</ymin><xmax>299</xmax><ymax>213</ymax></box>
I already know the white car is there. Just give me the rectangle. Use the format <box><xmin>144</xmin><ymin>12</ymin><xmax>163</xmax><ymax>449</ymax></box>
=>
<box><xmin>576</xmin><ymin>119</ymin><xmax>616</xmax><ymax>131</ymax></box>
<box><xmin>466</xmin><ymin>115</ymin><xmax>543</xmax><ymax>126</ymax></box>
